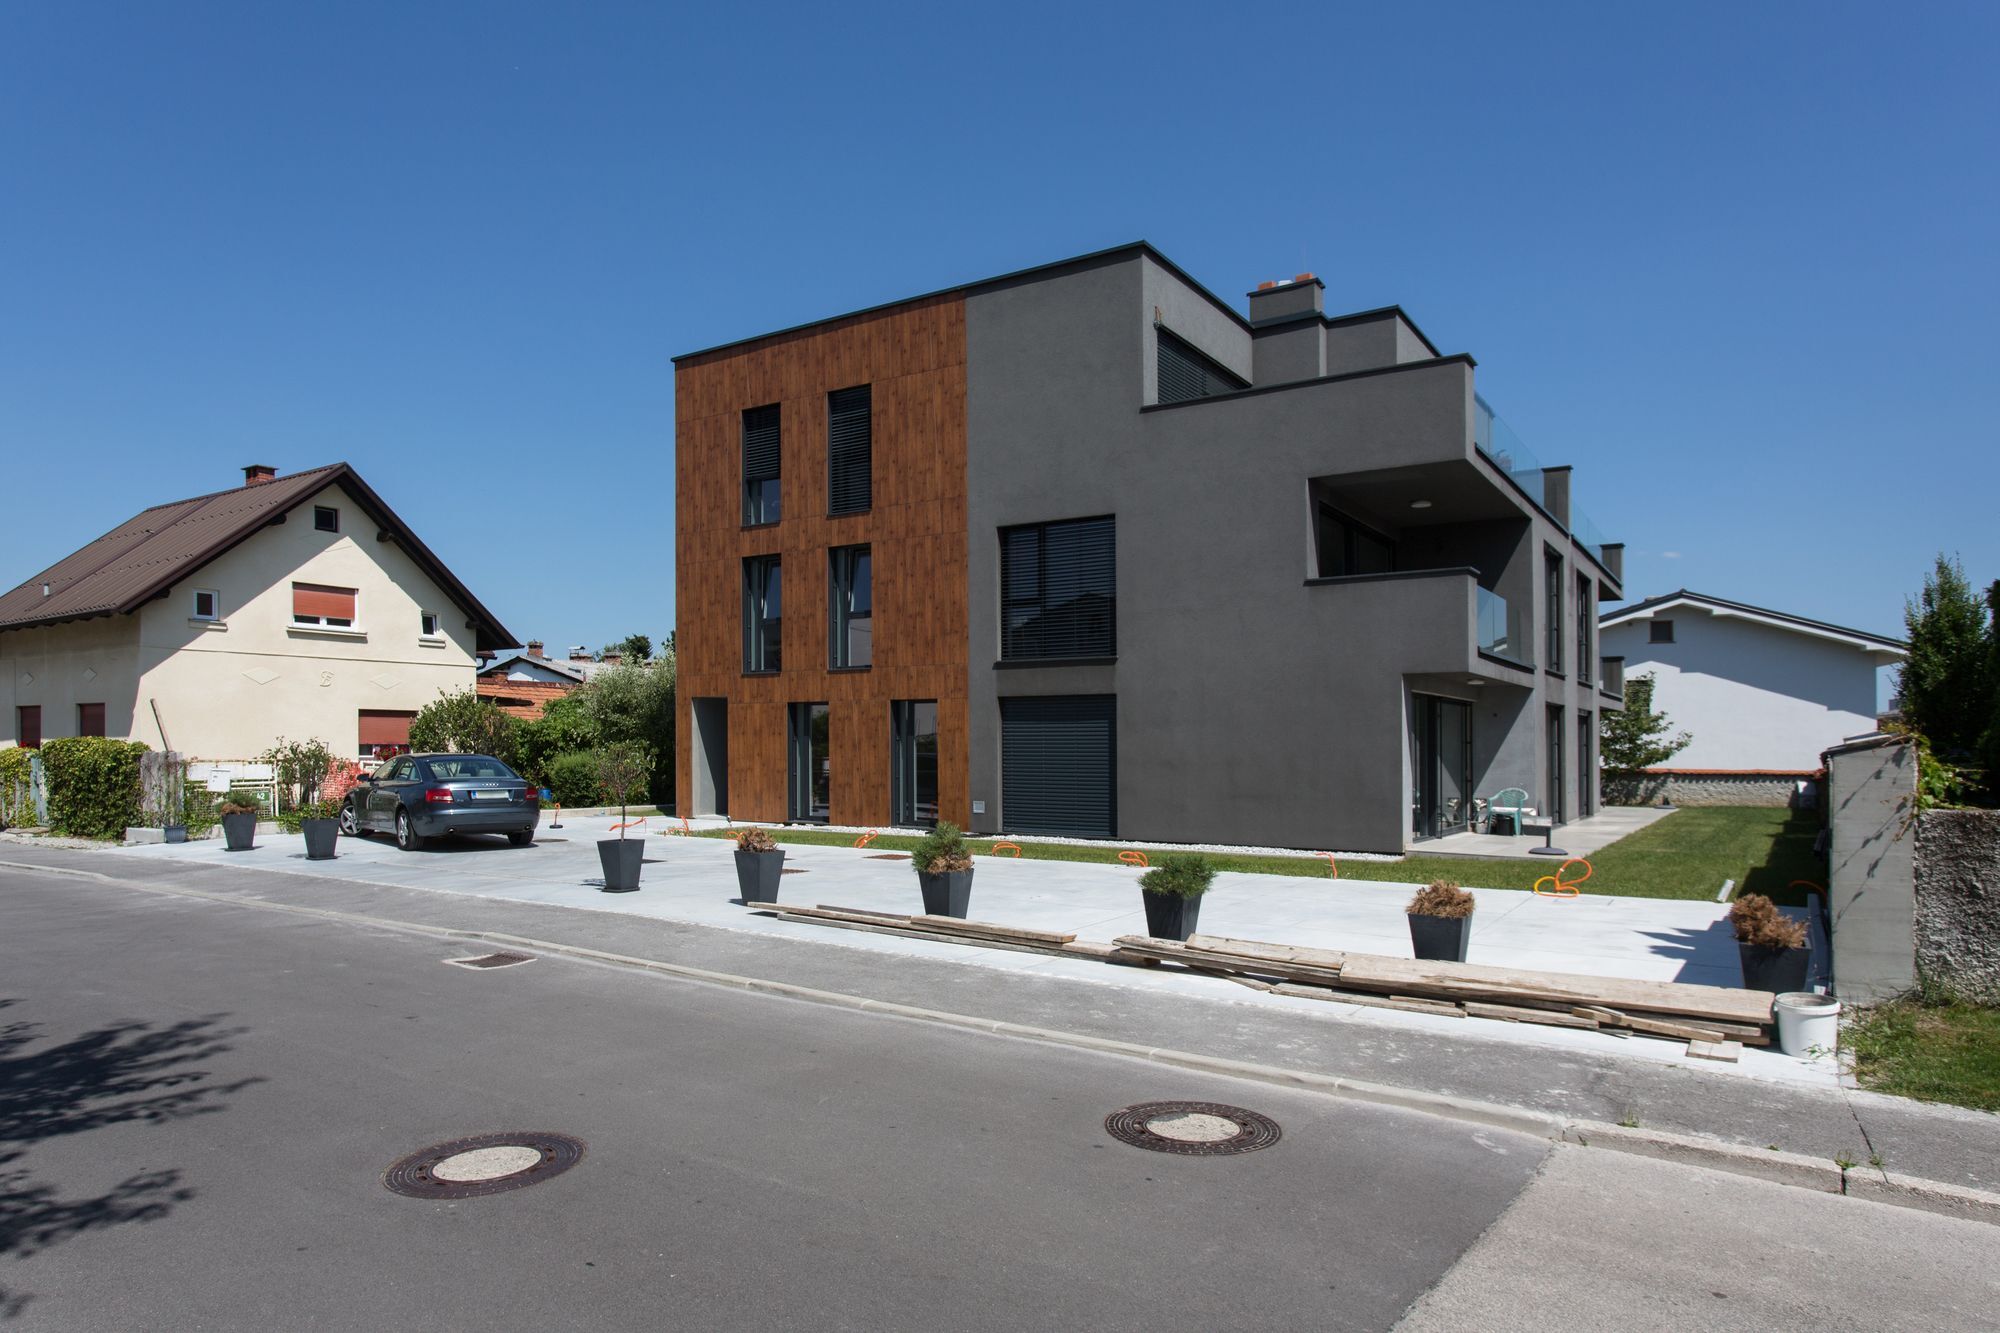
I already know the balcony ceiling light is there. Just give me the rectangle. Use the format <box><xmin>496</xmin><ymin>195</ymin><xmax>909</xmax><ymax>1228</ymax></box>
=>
<box><xmin>1410</xmin><ymin>500</ymin><xmax>1433</xmax><ymax>510</ymax></box>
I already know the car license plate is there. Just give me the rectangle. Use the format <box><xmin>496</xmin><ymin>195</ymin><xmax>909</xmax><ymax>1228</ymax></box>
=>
<box><xmin>472</xmin><ymin>790</ymin><xmax>506</xmax><ymax>801</ymax></box>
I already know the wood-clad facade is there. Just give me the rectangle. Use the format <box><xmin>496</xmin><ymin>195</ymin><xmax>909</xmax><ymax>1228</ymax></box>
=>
<box><xmin>674</xmin><ymin>295</ymin><xmax>969</xmax><ymax>827</ymax></box>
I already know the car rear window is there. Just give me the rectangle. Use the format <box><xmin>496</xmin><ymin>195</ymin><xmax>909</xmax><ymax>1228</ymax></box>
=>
<box><xmin>428</xmin><ymin>757</ymin><xmax>518</xmax><ymax>780</ymax></box>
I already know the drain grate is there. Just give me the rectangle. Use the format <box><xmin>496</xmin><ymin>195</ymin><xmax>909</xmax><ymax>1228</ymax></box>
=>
<box><xmin>1104</xmin><ymin>1101</ymin><xmax>1282</xmax><ymax>1156</ymax></box>
<box><xmin>384</xmin><ymin>1131</ymin><xmax>585</xmax><ymax>1198</ymax></box>
<box><xmin>447</xmin><ymin>951</ymin><xmax>535</xmax><ymax>970</ymax></box>
<box><xmin>865</xmin><ymin>853</ymin><xmax>912</xmax><ymax>860</ymax></box>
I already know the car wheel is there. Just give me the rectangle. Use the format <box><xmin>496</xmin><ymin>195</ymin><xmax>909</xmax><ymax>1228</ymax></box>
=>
<box><xmin>395</xmin><ymin>808</ymin><xmax>424</xmax><ymax>851</ymax></box>
<box><xmin>507</xmin><ymin>831</ymin><xmax>533</xmax><ymax>848</ymax></box>
<box><xmin>339</xmin><ymin>801</ymin><xmax>360</xmax><ymax>837</ymax></box>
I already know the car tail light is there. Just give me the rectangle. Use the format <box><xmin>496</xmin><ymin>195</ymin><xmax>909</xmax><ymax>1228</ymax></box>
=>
<box><xmin>424</xmin><ymin>787</ymin><xmax>454</xmax><ymax>804</ymax></box>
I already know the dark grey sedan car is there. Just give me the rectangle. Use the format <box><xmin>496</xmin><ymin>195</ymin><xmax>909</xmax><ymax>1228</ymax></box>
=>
<box><xmin>342</xmin><ymin>753</ymin><xmax>541</xmax><ymax>850</ymax></box>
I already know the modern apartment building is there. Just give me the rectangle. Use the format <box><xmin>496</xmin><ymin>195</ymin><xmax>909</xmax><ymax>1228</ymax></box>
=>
<box><xmin>673</xmin><ymin>243</ymin><xmax>1622</xmax><ymax>853</ymax></box>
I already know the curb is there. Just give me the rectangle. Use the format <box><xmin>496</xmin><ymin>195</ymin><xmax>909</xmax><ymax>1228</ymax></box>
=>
<box><xmin>4</xmin><ymin>854</ymin><xmax>1997</xmax><ymax>1227</ymax></box>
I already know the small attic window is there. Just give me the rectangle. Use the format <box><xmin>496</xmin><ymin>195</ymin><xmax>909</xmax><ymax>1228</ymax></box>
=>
<box><xmin>314</xmin><ymin>506</ymin><xmax>339</xmax><ymax>533</ymax></box>
<box><xmin>192</xmin><ymin>589</ymin><xmax>220</xmax><ymax>621</ymax></box>
<box><xmin>1650</xmin><ymin>619</ymin><xmax>1675</xmax><ymax>644</ymax></box>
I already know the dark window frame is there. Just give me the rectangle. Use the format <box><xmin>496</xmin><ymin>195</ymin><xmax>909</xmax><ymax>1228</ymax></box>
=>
<box><xmin>1156</xmin><ymin>326</ymin><xmax>1248</xmax><ymax>405</ymax></box>
<box><xmin>827</xmin><ymin>384</ymin><xmax>872</xmax><ymax>517</ymax></box>
<box><xmin>314</xmin><ymin>505</ymin><xmax>339</xmax><ymax>533</ymax></box>
<box><xmin>77</xmin><ymin>702</ymin><xmax>106</xmax><ymax>738</ymax></box>
<box><xmin>742</xmin><ymin>554</ymin><xmax>783</xmax><ymax>673</ymax></box>
<box><xmin>1577</xmin><ymin>573</ymin><xmax>1594</xmax><ymax>684</ymax></box>
<box><xmin>741</xmin><ymin>403</ymin><xmax>782</xmax><ymax>527</ymax></box>
<box><xmin>1649</xmin><ymin>619</ymin><xmax>1674</xmax><ymax>644</ymax></box>
<box><xmin>1000</xmin><ymin>515</ymin><xmax>1117</xmax><ymax>662</ymax></box>
<box><xmin>192</xmin><ymin>588</ymin><xmax>220</xmax><ymax>621</ymax></box>
<box><xmin>16</xmin><ymin>705</ymin><xmax>41</xmax><ymax>749</ymax></box>
<box><xmin>1314</xmin><ymin>503</ymin><xmax>1396</xmax><ymax>579</ymax></box>
<box><xmin>828</xmin><ymin>544</ymin><xmax>873</xmax><ymax>669</ymax></box>
<box><xmin>1544</xmin><ymin>548</ymin><xmax>1565</xmax><ymax>673</ymax></box>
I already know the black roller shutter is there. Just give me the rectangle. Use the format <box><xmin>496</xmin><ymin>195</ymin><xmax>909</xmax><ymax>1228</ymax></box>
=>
<box><xmin>742</xmin><ymin>404</ymin><xmax>781</xmax><ymax>505</ymax></box>
<box><xmin>1001</xmin><ymin>695</ymin><xmax>1116</xmax><ymax>838</ymax></box>
<box><xmin>1156</xmin><ymin>328</ymin><xmax>1246</xmax><ymax>405</ymax></box>
<box><xmin>827</xmin><ymin>385</ymin><xmax>871</xmax><ymax>516</ymax></box>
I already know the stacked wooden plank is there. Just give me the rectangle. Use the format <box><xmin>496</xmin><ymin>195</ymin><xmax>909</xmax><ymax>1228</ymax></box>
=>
<box><xmin>1109</xmin><ymin>934</ymin><xmax>1773</xmax><ymax>1047</ymax></box>
<box><xmin>743</xmin><ymin>902</ymin><xmax>1119</xmax><ymax>961</ymax></box>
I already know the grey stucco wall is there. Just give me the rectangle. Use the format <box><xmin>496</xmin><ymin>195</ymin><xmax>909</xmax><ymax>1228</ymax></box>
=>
<box><xmin>1914</xmin><ymin>809</ymin><xmax>2000</xmax><ymax>1003</ymax></box>
<box><xmin>1825</xmin><ymin>737</ymin><xmax>1918</xmax><ymax>1003</ymax></box>
<box><xmin>962</xmin><ymin>251</ymin><xmax>1612</xmax><ymax>852</ymax></box>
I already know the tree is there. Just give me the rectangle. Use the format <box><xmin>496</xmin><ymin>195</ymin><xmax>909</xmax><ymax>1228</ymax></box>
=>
<box><xmin>1600</xmin><ymin>672</ymin><xmax>1692</xmax><ymax>776</ymax></box>
<box><xmin>606</xmin><ymin>634</ymin><xmax>652</xmax><ymax>662</ymax></box>
<box><xmin>1982</xmin><ymin>579</ymin><xmax>2000</xmax><ymax>799</ymax></box>
<box><xmin>1899</xmin><ymin>554</ymin><xmax>1993</xmax><ymax>762</ymax></box>
<box><xmin>578</xmin><ymin>660</ymin><xmax>675</xmax><ymax>805</ymax></box>
<box><xmin>408</xmin><ymin>690</ymin><xmax>520</xmax><ymax>767</ymax></box>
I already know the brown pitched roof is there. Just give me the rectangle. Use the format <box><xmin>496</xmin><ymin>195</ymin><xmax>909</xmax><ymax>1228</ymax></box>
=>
<box><xmin>0</xmin><ymin>463</ymin><xmax>518</xmax><ymax>652</ymax></box>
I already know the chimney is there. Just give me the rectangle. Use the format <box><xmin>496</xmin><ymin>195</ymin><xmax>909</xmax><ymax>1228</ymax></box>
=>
<box><xmin>602</xmin><ymin>651</ymin><xmax>623</xmax><ymax>665</ymax></box>
<box><xmin>242</xmin><ymin>464</ymin><xmax>278</xmax><ymax>486</ymax></box>
<box><xmin>569</xmin><ymin>646</ymin><xmax>592</xmax><ymax>661</ymax></box>
<box><xmin>526</xmin><ymin>639</ymin><xmax>545</xmax><ymax>658</ymax></box>
<box><xmin>1247</xmin><ymin>274</ymin><xmax>1326</xmax><ymax>386</ymax></box>
<box><xmin>1247</xmin><ymin>274</ymin><xmax>1323</xmax><ymax>327</ymax></box>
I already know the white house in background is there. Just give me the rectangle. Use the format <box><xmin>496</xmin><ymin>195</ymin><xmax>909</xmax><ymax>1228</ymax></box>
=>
<box><xmin>1599</xmin><ymin>590</ymin><xmax>1905</xmax><ymax>775</ymax></box>
<box><xmin>0</xmin><ymin>463</ymin><xmax>517</xmax><ymax>761</ymax></box>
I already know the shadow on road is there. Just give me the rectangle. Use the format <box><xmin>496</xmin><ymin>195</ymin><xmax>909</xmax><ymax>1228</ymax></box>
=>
<box><xmin>0</xmin><ymin>1000</ymin><xmax>262</xmax><ymax>1321</ymax></box>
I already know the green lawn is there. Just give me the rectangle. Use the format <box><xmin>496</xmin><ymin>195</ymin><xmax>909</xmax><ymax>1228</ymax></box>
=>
<box><xmin>1845</xmin><ymin>999</ymin><xmax>2000</xmax><ymax>1113</ymax></box>
<box><xmin>690</xmin><ymin>806</ymin><xmax>1826</xmax><ymax>903</ymax></box>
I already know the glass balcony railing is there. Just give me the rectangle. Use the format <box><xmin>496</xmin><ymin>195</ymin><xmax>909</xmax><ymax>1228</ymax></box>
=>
<box><xmin>1571</xmin><ymin>506</ymin><xmax>1608</xmax><ymax>566</ymax></box>
<box><xmin>1473</xmin><ymin>395</ymin><xmax>1546</xmax><ymax>508</ymax></box>
<box><xmin>1477</xmin><ymin>585</ymin><xmax>1529</xmax><ymax>666</ymax></box>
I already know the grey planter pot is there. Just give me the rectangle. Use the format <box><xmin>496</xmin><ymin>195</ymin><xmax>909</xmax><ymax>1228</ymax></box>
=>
<box><xmin>221</xmin><ymin>812</ymin><xmax>257</xmax><ymax>851</ymax></box>
<box><xmin>917</xmin><ymin>868</ymin><xmax>973</xmax><ymax>918</ymax></box>
<box><xmin>1141</xmin><ymin>890</ymin><xmax>1203</xmax><ymax>941</ymax></box>
<box><xmin>1738</xmin><ymin>943</ymin><xmax>1810</xmax><ymax>994</ymax></box>
<box><xmin>734</xmin><ymin>849</ymin><xmax>785</xmax><ymax>903</ymax></box>
<box><xmin>598</xmin><ymin>838</ymin><xmax>644</xmax><ymax>892</ymax></box>
<box><xmin>301</xmin><ymin>818</ymin><xmax>339</xmax><ymax>860</ymax></box>
<box><xmin>1409</xmin><ymin>912</ymin><xmax>1472</xmax><ymax>962</ymax></box>
<box><xmin>163</xmin><ymin>824</ymin><xmax>188</xmax><ymax>844</ymax></box>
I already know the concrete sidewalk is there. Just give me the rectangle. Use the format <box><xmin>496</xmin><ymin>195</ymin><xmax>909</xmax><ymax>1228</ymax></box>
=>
<box><xmin>4</xmin><ymin>841</ymin><xmax>1996</xmax><ymax>1197</ymax></box>
<box><xmin>111</xmin><ymin>818</ymin><xmax>1805</xmax><ymax>1085</ymax></box>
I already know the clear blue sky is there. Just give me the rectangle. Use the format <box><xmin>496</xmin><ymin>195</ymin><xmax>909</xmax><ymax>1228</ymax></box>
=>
<box><xmin>4</xmin><ymin>2</ymin><xmax>1994</xmax><ymax>660</ymax></box>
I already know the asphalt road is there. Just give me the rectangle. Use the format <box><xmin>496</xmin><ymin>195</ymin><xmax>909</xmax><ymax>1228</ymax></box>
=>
<box><xmin>3</xmin><ymin>860</ymin><xmax>1995</xmax><ymax>1331</ymax></box>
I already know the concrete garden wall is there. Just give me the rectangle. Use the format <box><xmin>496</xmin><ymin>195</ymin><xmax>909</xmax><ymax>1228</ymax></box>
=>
<box><xmin>1914</xmin><ymin>809</ymin><xmax>2000</xmax><ymax>1003</ymax></box>
<box><xmin>1604</xmin><ymin>771</ymin><xmax>1806</xmax><ymax>808</ymax></box>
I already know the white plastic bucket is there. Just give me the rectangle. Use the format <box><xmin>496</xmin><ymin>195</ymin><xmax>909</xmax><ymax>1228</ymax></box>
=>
<box><xmin>1775</xmin><ymin>991</ymin><xmax>1841</xmax><ymax>1057</ymax></box>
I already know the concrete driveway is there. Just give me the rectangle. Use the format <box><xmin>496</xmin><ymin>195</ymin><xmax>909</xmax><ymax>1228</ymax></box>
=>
<box><xmin>102</xmin><ymin>817</ymin><xmax>1825</xmax><ymax>1086</ymax></box>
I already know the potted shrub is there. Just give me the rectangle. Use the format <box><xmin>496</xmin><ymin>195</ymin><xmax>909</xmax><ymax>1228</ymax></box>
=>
<box><xmin>1407</xmin><ymin>880</ymin><xmax>1475</xmax><ymax>962</ymax></box>
<box><xmin>300</xmin><ymin>797</ymin><xmax>341</xmax><ymax>860</ymax></box>
<box><xmin>1138</xmin><ymin>852</ymin><xmax>1217</xmax><ymax>941</ymax></box>
<box><xmin>1729</xmin><ymin>893</ymin><xmax>1810</xmax><ymax>993</ymax></box>
<box><xmin>733</xmin><ymin>826</ymin><xmax>785</xmax><ymax>903</ymax></box>
<box><xmin>595</xmin><ymin>744</ymin><xmax>647</xmax><ymax>893</ymax></box>
<box><xmin>912</xmin><ymin>820</ymin><xmax>974</xmax><ymax>918</ymax></box>
<box><xmin>220</xmin><ymin>799</ymin><xmax>260</xmax><ymax>851</ymax></box>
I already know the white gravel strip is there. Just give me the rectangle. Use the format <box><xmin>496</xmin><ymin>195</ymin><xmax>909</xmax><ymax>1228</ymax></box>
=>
<box><xmin>696</xmin><ymin>818</ymin><xmax>1403</xmax><ymax>862</ymax></box>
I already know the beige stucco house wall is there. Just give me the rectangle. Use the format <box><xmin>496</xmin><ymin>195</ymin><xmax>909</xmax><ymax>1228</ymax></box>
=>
<box><xmin>2</xmin><ymin>477</ymin><xmax>492</xmax><ymax>761</ymax></box>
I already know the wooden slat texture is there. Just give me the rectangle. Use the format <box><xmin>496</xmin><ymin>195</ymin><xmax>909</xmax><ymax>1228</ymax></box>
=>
<box><xmin>1331</xmin><ymin>955</ymin><xmax>1774</xmax><ymax>1027</ymax></box>
<box><xmin>676</xmin><ymin>296</ymin><xmax>969</xmax><ymax>827</ymax></box>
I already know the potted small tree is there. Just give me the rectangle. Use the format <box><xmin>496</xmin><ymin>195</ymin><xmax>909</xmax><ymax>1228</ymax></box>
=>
<box><xmin>1729</xmin><ymin>893</ymin><xmax>1810</xmax><ymax>993</ymax></box>
<box><xmin>912</xmin><ymin>820</ymin><xmax>974</xmax><ymax>918</ymax></box>
<box><xmin>300</xmin><ymin>796</ymin><xmax>342</xmax><ymax>860</ymax></box>
<box><xmin>220</xmin><ymin>799</ymin><xmax>260</xmax><ymax>851</ymax></box>
<box><xmin>595</xmin><ymin>743</ymin><xmax>647</xmax><ymax>893</ymax></box>
<box><xmin>733</xmin><ymin>826</ymin><xmax>785</xmax><ymax>903</ymax></box>
<box><xmin>1407</xmin><ymin>880</ymin><xmax>1475</xmax><ymax>962</ymax></box>
<box><xmin>1138</xmin><ymin>852</ymin><xmax>1217</xmax><ymax>941</ymax></box>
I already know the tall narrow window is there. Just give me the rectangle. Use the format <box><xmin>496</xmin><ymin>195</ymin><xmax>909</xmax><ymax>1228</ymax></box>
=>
<box><xmin>1577</xmin><ymin>573</ymin><xmax>1593</xmax><ymax>684</ymax></box>
<box><xmin>1314</xmin><ymin>504</ymin><xmax>1395</xmax><ymax>578</ymax></box>
<box><xmin>1156</xmin><ymin>328</ymin><xmax>1247</xmax><ymax>404</ymax></box>
<box><xmin>1546</xmin><ymin>704</ymin><xmax>1566</xmax><ymax>824</ymax></box>
<box><xmin>77</xmin><ymin>703</ymin><xmax>106</xmax><ymax>738</ymax></box>
<box><xmin>292</xmin><ymin>583</ymin><xmax>357</xmax><ymax>628</ymax></box>
<box><xmin>16</xmin><ymin>705</ymin><xmax>41</xmax><ymax>749</ymax></box>
<box><xmin>892</xmin><ymin>700</ymin><xmax>939</xmax><ymax>827</ymax></box>
<box><xmin>827</xmin><ymin>385</ymin><xmax>872</xmax><ymax>516</ymax></box>
<box><xmin>1000</xmin><ymin>516</ymin><xmax>1116</xmax><ymax>661</ymax></box>
<box><xmin>788</xmin><ymin>702</ymin><xmax>830</xmax><ymax>823</ymax></box>
<box><xmin>829</xmin><ymin>545</ymin><xmax>872</xmax><ymax>668</ymax></box>
<box><xmin>742</xmin><ymin>555</ymin><xmax>782</xmax><ymax>672</ymax></box>
<box><xmin>742</xmin><ymin>403</ymin><xmax>781</xmax><ymax>525</ymax></box>
<box><xmin>1544</xmin><ymin>549</ymin><xmax>1564</xmax><ymax>672</ymax></box>
<box><xmin>1577</xmin><ymin>711</ymin><xmax>1595</xmax><ymax>818</ymax></box>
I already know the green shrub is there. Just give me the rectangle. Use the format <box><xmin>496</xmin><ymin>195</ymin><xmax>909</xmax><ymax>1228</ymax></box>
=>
<box><xmin>517</xmin><ymin>692</ymin><xmax>602</xmax><ymax>784</ymax></box>
<box><xmin>261</xmin><ymin>737</ymin><xmax>336</xmax><ymax>814</ymax></box>
<box><xmin>40</xmin><ymin>737</ymin><xmax>148</xmax><ymax>839</ymax></box>
<box><xmin>0</xmin><ymin>747</ymin><xmax>34</xmax><ymax>827</ymax></box>
<box><xmin>409</xmin><ymin>689</ymin><xmax>521</xmax><ymax>767</ymax></box>
<box><xmin>912</xmin><ymin>821</ymin><xmax>973</xmax><ymax>874</ymax></box>
<box><xmin>544</xmin><ymin>751</ymin><xmax>606</xmax><ymax>808</ymax></box>
<box><xmin>1138</xmin><ymin>852</ymin><xmax>1218</xmax><ymax>899</ymax></box>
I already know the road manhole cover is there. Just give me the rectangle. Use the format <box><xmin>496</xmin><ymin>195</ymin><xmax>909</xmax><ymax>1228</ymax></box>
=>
<box><xmin>1105</xmin><ymin>1101</ymin><xmax>1281</xmax><ymax>1156</ymax></box>
<box><xmin>446</xmin><ymin>952</ymin><xmax>534</xmax><ymax>970</ymax></box>
<box><xmin>384</xmin><ymin>1131</ymin><xmax>585</xmax><ymax>1198</ymax></box>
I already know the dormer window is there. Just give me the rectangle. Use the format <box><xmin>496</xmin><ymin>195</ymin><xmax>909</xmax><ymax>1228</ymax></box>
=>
<box><xmin>314</xmin><ymin>506</ymin><xmax>339</xmax><ymax>533</ymax></box>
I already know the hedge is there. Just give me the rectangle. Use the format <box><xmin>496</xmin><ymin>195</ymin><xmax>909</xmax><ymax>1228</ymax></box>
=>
<box><xmin>40</xmin><ymin>737</ymin><xmax>148</xmax><ymax>839</ymax></box>
<box><xmin>0</xmin><ymin>747</ymin><xmax>35</xmax><ymax>827</ymax></box>
<box><xmin>544</xmin><ymin>750</ymin><xmax>606</xmax><ymax>809</ymax></box>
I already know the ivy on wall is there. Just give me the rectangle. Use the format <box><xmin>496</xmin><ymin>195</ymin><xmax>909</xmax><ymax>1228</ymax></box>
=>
<box><xmin>40</xmin><ymin>737</ymin><xmax>149</xmax><ymax>839</ymax></box>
